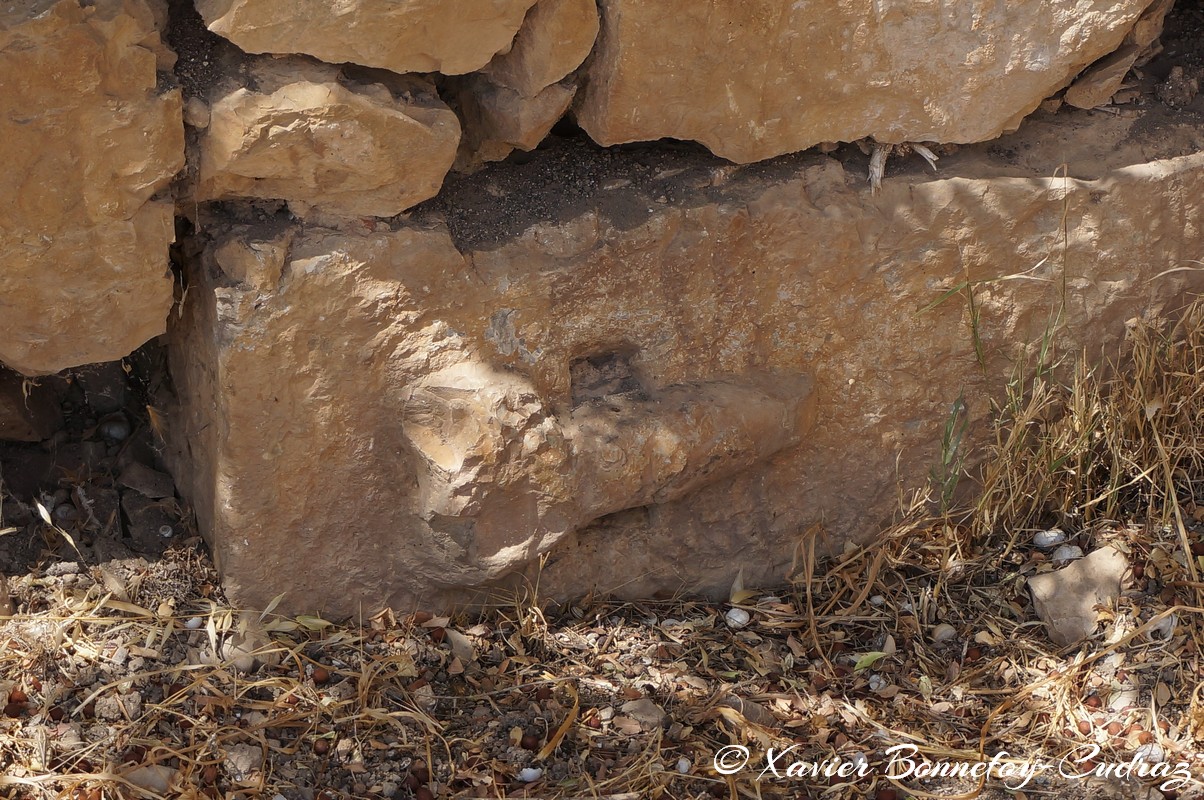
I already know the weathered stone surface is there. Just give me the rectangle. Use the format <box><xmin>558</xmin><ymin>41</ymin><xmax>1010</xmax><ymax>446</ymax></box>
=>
<box><xmin>1028</xmin><ymin>546</ymin><xmax>1128</xmax><ymax>646</ymax></box>
<box><xmin>196</xmin><ymin>0</ymin><xmax>539</xmax><ymax>75</ymax></box>
<box><xmin>0</xmin><ymin>370</ymin><xmax>62</xmax><ymax>443</ymax></box>
<box><xmin>0</xmin><ymin>0</ymin><xmax>183</xmax><ymax>375</ymax></box>
<box><xmin>484</xmin><ymin>0</ymin><xmax>598</xmax><ymax>97</ymax></box>
<box><xmin>1064</xmin><ymin>0</ymin><xmax>1172</xmax><ymax>109</ymax></box>
<box><xmin>576</xmin><ymin>0</ymin><xmax>1156</xmax><ymax>163</ymax></box>
<box><xmin>454</xmin><ymin>76</ymin><xmax>576</xmax><ymax>169</ymax></box>
<box><xmin>168</xmin><ymin>125</ymin><xmax>1204</xmax><ymax>618</ymax></box>
<box><xmin>198</xmin><ymin>62</ymin><xmax>460</xmax><ymax>218</ymax></box>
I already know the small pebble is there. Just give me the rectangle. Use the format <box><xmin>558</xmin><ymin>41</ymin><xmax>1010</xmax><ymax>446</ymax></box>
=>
<box><xmin>98</xmin><ymin>415</ymin><xmax>131</xmax><ymax>442</ymax></box>
<box><xmin>517</xmin><ymin>767</ymin><xmax>543</xmax><ymax>782</ymax></box>
<box><xmin>677</xmin><ymin>757</ymin><xmax>690</xmax><ymax>774</ymax></box>
<box><xmin>1133</xmin><ymin>743</ymin><xmax>1164</xmax><ymax>764</ymax></box>
<box><xmin>159</xmin><ymin>525</ymin><xmax>173</xmax><ymax>539</ymax></box>
<box><xmin>931</xmin><ymin>623</ymin><xmax>957</xmax><ymax>643</ymax></box>
<box><xmin>1051</xmin><ymin>544</ymin><xmax>1084</xmax><ymax>562</ymax></box>
<box><xmin>724</xmin><ymin>608</ymin><xmax>751</xmax><ymax>629</ymax></box>
<box><xmin>184</xmin><ymin>617</ymin><xmax>203</xmax><ymax>630</ymax></box>
<box><xmin>1034</xmin><ymin>529</ymin><xmax>1067</xmax><ymax>549</ymax></box>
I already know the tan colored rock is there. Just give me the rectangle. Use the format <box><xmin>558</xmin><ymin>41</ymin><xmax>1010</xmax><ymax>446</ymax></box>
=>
<box><xmin>577</xmin><ymin>0</ymin><xmax>1156</xmax><ymax>163</ymax></box>
<box><xmin>1028</xmin><ymin>547</ymin><xmax>1128</xmax><ymax>646</ymax></box>
<box><xmin>168</xmin><ymin>126</ymin><xmax>1204</xmax><ymax>618</ymax></box>
<box><xmin>1065</xmin><ymin>0</ymin><xmax>1172</xmax><ymax>109</ymax></box>
<box><xmin>198</xmin><ymin>62</ymin><xmax>460</xmax><ymax>218</ymax></box>
<box><xmin>196</xmin><ymin>0</ymin><xmax>539</xmax><ymax>75</ymax></box>
<box><xmin>485</xmin><ymin>0</ymin><xmax>599</xmax><ymax>97</ymax></box>
<box><xmin>455</xmin><ymin>77</ymin><xmax>576</xmax><ymax>169</ymax></box>
<box><xmin>0</xmin><ymin>0</ymin><xmax>183</xmax><ymax>375</ymax></box>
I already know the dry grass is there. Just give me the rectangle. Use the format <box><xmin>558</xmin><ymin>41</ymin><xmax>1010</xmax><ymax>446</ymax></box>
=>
<box><xmin>3</xmin><ymin>308</ymin><xmax>1204</xmax><ymax>800</ymax></box>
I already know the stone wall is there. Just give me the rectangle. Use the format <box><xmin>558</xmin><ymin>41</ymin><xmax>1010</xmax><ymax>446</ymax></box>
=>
<box><xmin>3</xmin><ymin>0</ymin><xmax>1203</xmax><ymax>616</ymax></box>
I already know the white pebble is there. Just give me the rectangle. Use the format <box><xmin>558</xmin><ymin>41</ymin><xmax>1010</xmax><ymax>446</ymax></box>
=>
<box><xmin>1134</xmin><ymin>743</ymin><xmax>1164</xmax><ymax>764</ymax></box>
<box><xmin>931</xmin><ymin>623</ymin><xmax>957</xmax><ymax>643</ymax></box>
<box><xmin>724</xmin><ymin>608</ymin><xmax>751</xmax><ymax>629</ymax></box>
<box><xmin>869</xmin><ymin>595</ymin><xmax>886</xmax><ymax>607</ymax></box>
<box><xmin>184</xmin><ymin>617</ymin><xmax>203</xmax><ymax>630</ymax></box>
<box><xmin>1051</xmin><ymin>544</ymin><xmax>1083</xmax><ymax>563</ymax></box>
<box><xmin>868</xmin><ymin>673</ymin><xmax>886</xmax><ymax>691</ymax></box>
<box><xmin>1034</xmin><ymin>529</ymin><xmax>1067</xmax><ymax>549</ymax></box>
<box><xmin>517</xmin><ymin>767</ymin><xmax>543</xmax><ymax>782</ymax></box>
<box><xmin>677</xmin><ymin>757</ymin><xmax>690</xmax><ymax>774</ymax></box>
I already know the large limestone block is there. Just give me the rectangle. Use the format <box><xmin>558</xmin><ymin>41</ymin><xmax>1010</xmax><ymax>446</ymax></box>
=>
<box><xmin>195</xmin><ymin>0</ymin><xmax>539</xmax><ymax>75</ymax></box>
<box><xmin>198</xmin><ymin>62</ymin><xmax>460</xmax><ymax>218</ymax></box>
<box><xmin>0</xmin><ymin>0</ymin><xmax>183</xmax><ymax>375</ymax></box>
<box><xmin>484</xmin><ymin>0</ymin><xmax>599</xmax><ymax>97</ymax></box>
<box><xmin>576</xmin><ymin>0</ymin><xmax>1156</xmax><ymax>163</ymax></box>
<box><xmin>169</xmin><ymin>138</ymin><xmax>1204</xmax><ymax>618</ymax></box>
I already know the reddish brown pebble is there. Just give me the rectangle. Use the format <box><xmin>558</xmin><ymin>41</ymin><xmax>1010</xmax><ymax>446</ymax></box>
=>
<box><xmin>313</xmin><ymin>738</ymin><xmax>330</xmax><ymax>755</ymax></box>
<box><xmin>202</xmin><ymin>765</ymin><xmax>218</xmax><ymax>785</ymax></box>
<box><xmin>963</xmin><ymin>647</ymin><xmax>982</xmax><ymax>663</ymax></box>
<box><xmin>1138</xmin><ymin>731</ymin><xmax>1154</xmax><ymax>744</ymax></box>
<box><xmin>1158</xmin><ymin>719</ymin><xmax>1171</xmax><ymax>733</ymax></box>
<box><xmin>178</xmin><ymin>718</ymin><xmax>193</xmax><ymax>732</ymax></box>
<box><xmin>521</xmin><ymin>734</ymin><xmax>539</xmax><ymax>750</ymax></box>
<box><xmin>283</xmin><ymin>694</ymin><xmax>298</xmax><ymax>706</ymax></box>
<box><xmin>829</xmin><ymin>642</ymin><xmax>848</xmax><ymax>654</ymax></box>
<box><xmin>1083</xmin><ymin>695</ymin><xmax>1102</xmax><ymax>709</ymax></box>
<box><xmin>535</xmin><ymin>686</ymin><xmax>553</xmax><ymax>701</ymax></box>
<box><xmin>415</xmin><ymin>787</ymin><xmax>435</xmax><ymax>800</ymax></box>
<box><xmin>1191</xmin><ymin>541</ymin><xmax>1204</xmax><ymax>557</ymax></box>
<box><xmin>8</xmin><ymin>688</ymin><xmax>28</xmax><ymax>704</ymax></box>
<box><xmin>428</xmin><ymin>627</ymin><xmax>446</xmax><ymax>644</ymax></box>
<box><xmin>412</xmin><ymin>763</ymin><xmax>431</xmax><ymax>783</ymax></box>
<box><xmin>411</xmin><ymin>611</ymin><xmax>433</xmax><ymax>625</ymax></box>
<box><xmin>402</xmin><ymin>774</ymin><xmax>420</xmax><ymax>791</ymax></box>
<box><xmin>312</xmin><ymin>666</ymin><xmax>331</xmax><ymax>685</ymax></box>
<box><xmin>316</xmin><ymin>792</ymin><xmax>336</xmax><ymax>800</ymax></box>
<box><xmin>3</xmin><ymin>702</ymin><xmax>26</xmax><ymax>718</ymax></box>
<box><xmin>1106</xmin><ymin>721</ymin><xmax>1123</xmax><ymax>736</ymax></box>
<box><xmin>812</xmin><ymin>675</ymin><xmax>830</xmax><ymax>692</ymax></box>
<box><xmin>876</xmin><ymin>788</ymin><xmax>899</xmax><ymax>800</ymax></box>
<box><xmin>587</xmin><ymin>716</ymin><xmax>601</xmax><ymax>729</ymax></box>
<box><xmin>48</xmin><ymin>706</ymin><xmax>64</xmax><ymax>722</ymax></box>
<box><xmin>1077</xmin><ymin>720</ymin><xmax>1092</xmax><ymax>735</ymax></box>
